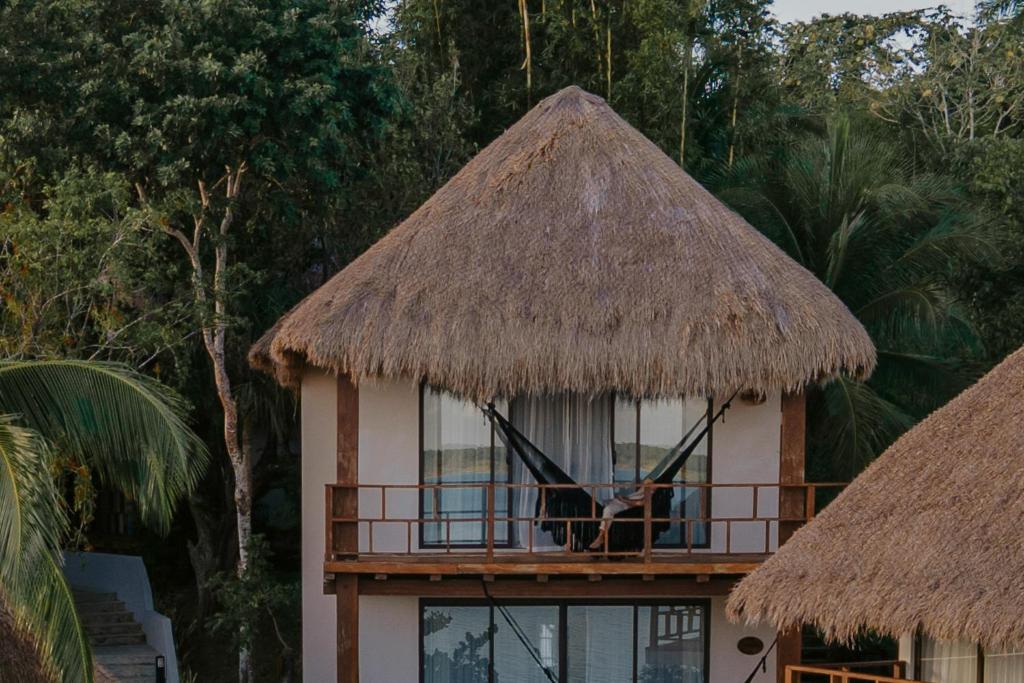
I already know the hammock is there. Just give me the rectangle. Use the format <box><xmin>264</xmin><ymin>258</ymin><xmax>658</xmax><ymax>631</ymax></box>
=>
<box><xmin>482</xmin><ymin>396</ymin><xmax>734</xmax><ymax>552</ymax></box>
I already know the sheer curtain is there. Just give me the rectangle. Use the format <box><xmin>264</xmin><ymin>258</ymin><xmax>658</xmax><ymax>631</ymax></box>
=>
<box><xmin>986</xmin><ymin>646</ymin><xmax>1024</xmax><ymax>683</ymax></box>
<box><xmin>510</xmin><ymin>393</ymin><xmax>613</xmax><ymax>548</ymax></box>
<box><xmin>919</xmin><ymin>638</ymin><xmax>978</xmax><ymax>683</ymax></box>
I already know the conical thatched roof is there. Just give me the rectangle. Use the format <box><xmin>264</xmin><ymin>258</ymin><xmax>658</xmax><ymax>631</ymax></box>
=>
<box><xmin>728</xmin><ymin>346</ymin><xmax>1024</xmax><ymax>649</ymax></box>
<box><xmin>0</xmin><ymin>602</ymin><xmax>53</xmax><ymax>683</ymax></box>
<box><xmin>251</xmin><ymin>86</ymin><xmax>874</xmax><ymax>399</ymax></box>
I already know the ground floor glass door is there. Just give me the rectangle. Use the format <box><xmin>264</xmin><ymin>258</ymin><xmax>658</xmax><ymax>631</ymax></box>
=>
<box><xmin>421</xmin><ymin>600</ymin><xmax>708</xmax><ymax>683</ymax></box>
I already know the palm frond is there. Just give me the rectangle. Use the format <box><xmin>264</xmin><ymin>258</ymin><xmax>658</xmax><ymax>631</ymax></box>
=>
<box><xmin>0</xmin><ymin>416</ymin><xmax>92</xmax><ymax>683</ymax></box>
<box><xmin>808</xmin><ymin>378</ymin><xmax>915</xmax><ymax>478</ymax></box>
<box><xmin>0</xmin><ymin>360</ymin><xmax>208</xmax><ymax>533</ymax></box>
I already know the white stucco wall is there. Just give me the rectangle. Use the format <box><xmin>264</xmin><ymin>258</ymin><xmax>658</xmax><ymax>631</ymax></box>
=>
<box><xmin>301</xmin><ymin>370</ymin><xmax>339</xmax><ymax>683</ymax></box>
<box><xmin>706</xmin><ymin>394</ymin><xmax>782</xmax><ymax>554</ymax></box>
<box><xmin>710</xmin><ymin>596</ymin><xmax>777</xmax><ymax>683</ymax></box>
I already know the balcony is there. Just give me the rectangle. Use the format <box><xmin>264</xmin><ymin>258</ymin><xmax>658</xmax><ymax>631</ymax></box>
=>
<box><xmin>325</xmin><ymin>481</ymin><xmax>842</xmax><ymax>578</ymax></box>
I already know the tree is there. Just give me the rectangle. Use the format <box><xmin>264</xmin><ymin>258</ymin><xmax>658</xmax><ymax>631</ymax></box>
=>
<box><xmin>0</xmin><ymin>2</ymin><xmax>398</xmax><ymax>677</ymax></box>
<box><xmin>0</xmin><ymin>360</ymin><xmax>207</xmax><ymax>683</ymax></box>
<box><xmin>713</xmin><ymin>116</ymin><xmax>998</xmax><ymax>475</ymax></box>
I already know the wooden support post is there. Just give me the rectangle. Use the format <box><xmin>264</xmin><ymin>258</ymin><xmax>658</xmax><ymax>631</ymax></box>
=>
<box><xmin>777</xmin><ymin>628</ymin><xmax>801</xmax><ymax>683</ymax></box>
<box><xmin>777</xmin><ymin>390</ymin><xmax>806</xmax><ymax>682</ymax></box>
<box><xmin>335</xmin><ymin>374</ymin><xmax>359</xmax><ymax>683</ymax></box>
<box><xmin>336</xmin><ymin>575</ymin><xmax>358</xmax><ymax>683</ymax></box>
<box><xmin>779</xmin><ymin>390</ymin><xmax>806</xmax><ymax>545</ymax></box>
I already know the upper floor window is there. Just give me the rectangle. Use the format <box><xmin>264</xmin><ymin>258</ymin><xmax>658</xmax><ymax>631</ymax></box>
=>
<box><xmin>419</xmin><ymin>386</ymin><xmax>713</xmax><ymax>549</ymax></box>
<box><xmin>421</xmin><ymin>386</ymin><xmax>509</xmax><ymax>547</ymax></box>
<box><xmin>613</xmin><ymin>397</ymin><xmax>712</xmax><ymax>546</ymax></box>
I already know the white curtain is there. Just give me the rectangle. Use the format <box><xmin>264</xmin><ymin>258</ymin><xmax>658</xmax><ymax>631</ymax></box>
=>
<box><xmin>919</xmin><ymin>638</ymin><xmax>978</xmax><ymax>683</ymax></box>
<box><xmin>985</xmin><ymin>647</ymin><xmax>1024</xmax><ymax>683</ymax></box>
<box><xmin>510</xmin><ymin>393</ymin><xmax>613</xmax><ymax>548</ymax></box>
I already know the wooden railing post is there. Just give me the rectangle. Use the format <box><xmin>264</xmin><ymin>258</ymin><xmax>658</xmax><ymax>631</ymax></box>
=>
<box><xmin>642</xmin><ymin>482</ymin><xmax>653</xmax><ymax>562</ymax></box>
<box><xmin>486</xmin><ymin>483</ymin><xmax>495</xmax><ymax>561</ymax></box>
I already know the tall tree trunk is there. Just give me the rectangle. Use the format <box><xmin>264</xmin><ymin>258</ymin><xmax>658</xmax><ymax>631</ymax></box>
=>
<box><xmin>145</xmin><ymin>163</ymin><xmax>254</xmax><ymax>682</ymax></box>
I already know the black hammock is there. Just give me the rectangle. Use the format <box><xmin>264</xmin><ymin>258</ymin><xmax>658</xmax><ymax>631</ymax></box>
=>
<box><xmin>482</xmin><ymin>396</ymin><xmax>734</xmax><ymax>552</ymax></box>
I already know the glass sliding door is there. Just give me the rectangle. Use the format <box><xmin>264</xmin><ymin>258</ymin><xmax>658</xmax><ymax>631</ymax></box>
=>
<box><xmin>422</xmin><ymin>605</ymin><xmax>492</xmax><ymax>683</ymax></box>
<box><xmin>422</xmin><ymin>600</ymin><xmax>707</xmax><ymax>683</ymax></box>
<box><xmin>985</xmin><ymin>646</ymin><xmax>1024</xmax><ymax>682</ymax></box>
<box><xmin>566</xmin><ymin>605</ymin><xmax>634</xmax><ymax>683</ymax></box>
<box><xmin>636</xmin><ymin>605</ymin><xmax>705</xmax><ymax>683</ymax></box>
<box><xmin>421</xmin><ymin>386</ymin><xmax>509</xmax><ymax>546</ymax></box>
<box><xmin>613</xmin><ymin>398</ymin><xmax>711</xmax><ymax>547</ymax></box>
<box><xmin>919</xmin><ymin>638</ymin><xmax>979</xmax><ymax>683</ymax></box>
<box><xmin>494</xmin><ymin>605</ymin><xmax>560</xmax><ymax>683</ymax></box>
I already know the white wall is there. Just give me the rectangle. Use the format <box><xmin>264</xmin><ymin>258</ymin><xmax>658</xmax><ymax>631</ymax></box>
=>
<box><xmin>301</xmin><ymin>370</ymin><xmax>339</xmax><ymax>683</ymax></box>
<box><xmin>707</xmin><ymin>394</ymin><xmax>782</xmax><ymax>554</ymax></box>
<box><xmin>359</xmin><ymin>596</ymin><xmax>420</xmax><ymax>682</ymax></box>
<box><xmin>710</xmin><ymin>596</ymin><xmax>778</xmax><ymax>683</ymax></box>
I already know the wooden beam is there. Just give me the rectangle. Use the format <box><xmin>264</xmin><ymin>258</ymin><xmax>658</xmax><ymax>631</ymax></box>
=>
<box><xmin>779</xmin><ymin>390</ymin><xmax>806</xmax><ymax>545</ymax></box>
<box><xmin>358</xmin><ymin>577</ymin><xmax>738</xmax><ymax>597</ymax></box>
<box><xmin>335</xmin><ymin>375</ymin><xmax>359</xmax><ymax>683</ymax></box>
<box><xmin>336</xmin><ymin>575</ymin><xmax>358</xmax><ymax>683</ymax></box>
<box><xmin>777</xmin><ymin>627</ymin><xmax>801</xmax><ymax>683</ymax></box>
<box><xmin>326</xmin><ymin>558</ymin><xmax>762</xmax><ymax>576</ymax></box>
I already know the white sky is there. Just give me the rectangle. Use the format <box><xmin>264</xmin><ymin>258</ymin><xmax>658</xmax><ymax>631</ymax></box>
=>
<box><xmin>771</xmin><ymin>0</ymin><xmax>976</xmax><ymax>23</ymax></box>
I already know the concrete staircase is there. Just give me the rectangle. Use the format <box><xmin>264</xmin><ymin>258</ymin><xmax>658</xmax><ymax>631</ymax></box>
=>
<box><xmin>74</xmin><ymin>590</ymin><xmax>160</xmax><ymax>682</ymax></box>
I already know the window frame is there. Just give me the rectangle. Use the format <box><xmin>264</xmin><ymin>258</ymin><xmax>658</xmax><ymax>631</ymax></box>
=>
<box><xmin>419</xmin><ymin>597</ymin><xmax>711</xmax><ymax>683</ymax></box>
<box><xmin>418</xmin><ymin>383</ymin><xmax>514</xmax><ymax>550</ymax></box>
<box><xmin>611</xmin><ymin>396</ymin><xmax>714</xmax><ymax>550</ymax></box>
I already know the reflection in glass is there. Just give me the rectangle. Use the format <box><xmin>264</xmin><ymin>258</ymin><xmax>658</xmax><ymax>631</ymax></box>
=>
<box><xmin>613</xmin><ymin>398</ymin><xmax>710</xmax><ymax>546</ymax></box>
<box><xmin>637</xmin><ymin>605</ymin><xmax>705</xmax><ymax>683</ymax></box>
<box><xmin>494</xmin><ymin>605</ymin><xmax>560</xmax><ymax>683</ymax></box>
<box><xmin>422</xmin><ymin>605</ymin><xmax>492</xmax><ymax>683</ymax></box>
<box><xmin>422</xmin><ymin>387</ymin><xmax>508</xmax><ymax>545</ymax></box>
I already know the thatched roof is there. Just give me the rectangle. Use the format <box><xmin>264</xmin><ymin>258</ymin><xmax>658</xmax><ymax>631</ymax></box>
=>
<box><xmin>251</xmin><ymin>86</ymin><xmax>874</xmax><ymax>399</ymax></box>
<box><xmin>728</xmin><ymin>346</ymin><xmax>1024</xmax><ymax>649</ymax></box>
<box><xmin>0</xmin><ymin>602</ymin><xmax>53</xmax><ymax>683</ymax></box>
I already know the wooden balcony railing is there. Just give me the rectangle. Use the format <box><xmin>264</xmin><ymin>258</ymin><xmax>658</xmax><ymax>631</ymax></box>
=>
<box><xmin>326</xmin><ymin>481</ymin><xmax>843</xmax><ymax>563</ymax></box>
<box><xmin>785</xmin><ymin>663</ymin><xmax>924</xmax><ymax>683</ymax></box>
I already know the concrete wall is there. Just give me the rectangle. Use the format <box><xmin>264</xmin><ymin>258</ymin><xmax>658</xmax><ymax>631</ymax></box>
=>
<box><xmin>710</xmin><ymin>596</ymin><xmax>777</xmax><ymax>683</ymax></box>
<box><xmin>63</xmin><ymin>551</ymin><xmax>180</xmax><ymax>683</ymax></box>
<box><xmin>301</xmin><ymin>370</ymin><xmax>338</xmax><ymax>683</ymax></box>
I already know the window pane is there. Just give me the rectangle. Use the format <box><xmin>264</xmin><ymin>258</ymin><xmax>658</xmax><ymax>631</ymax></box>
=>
<box><xmin>422</xmin><ymin>605</ymin><xmax>491</xmax><ymax>683</ymax></box>
<box><xmin>637</xmin><ymin>604</ymin><xmax>706</xmax><ymax>683</ymax></box>
<box><xmin>422</xmin><ymin>387</ymin><xmax>506</xmax><ymax>545</ymax></box>
<box><xmin>567</xmin><ymin>605</ymin><xmax>634</xmax><ymax>683</ymax></box>
<box><xmin>613</xmin><ymin>398</ymin><xmax>638</xmax><ymax>493</ymax></box>
<box><xmin>638</xmin><ymin>399</ymin><xmax>709</xmax><ymax>546</ymax></box>
<box><xmin>920</xmin><ymin>638</ymin><xmax>978</xmax><ymax>683</ymax></box>
<box><xmin>986</xmin><ymin>646</ymin><xmax>1024</xmax><ymax>683</ymax></box>
<box><xmin>494</xmin><ymin>605</ymin><xmax>559</xmax><ymax>683</ymax></box>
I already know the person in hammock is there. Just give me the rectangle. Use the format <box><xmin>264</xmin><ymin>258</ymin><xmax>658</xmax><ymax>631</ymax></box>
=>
<box><xmin>587</xmin><ymin>478</ymin><xmax>653</xmax><ymax>551</ymax></box>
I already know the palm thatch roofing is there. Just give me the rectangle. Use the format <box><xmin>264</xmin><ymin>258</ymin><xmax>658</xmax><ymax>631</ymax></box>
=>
<box><xmin>728</xmin><ymin>345</ymin><xmax>1024</xmax><ymax>650</ymax></box>
<box><xmin>251</xmin><ymin>86</ymin><xmax>874</xmax><ymax>399</ymax></box>
<box><xmin>0</xmin><ymin>602</ymin><xmax>53</xmax><ymax>683</ymax></box>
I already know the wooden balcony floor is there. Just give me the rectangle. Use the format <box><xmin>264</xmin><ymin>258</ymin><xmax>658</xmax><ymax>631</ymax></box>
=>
<box><xmin>325</xmin><ymin>552</ymin><xmax>769</xmax><ymax>577</ymax></box>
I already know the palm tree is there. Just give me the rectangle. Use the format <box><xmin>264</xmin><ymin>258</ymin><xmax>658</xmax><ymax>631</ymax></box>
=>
<box><xmin>712</xmin><ymin>116</ymin><xmax>997</xmax><ymax>477</ymax></box>
<box><xmin>0</xmin><ymin>360</ymin><xmax>208</xmax><ymax>683</ymax></box>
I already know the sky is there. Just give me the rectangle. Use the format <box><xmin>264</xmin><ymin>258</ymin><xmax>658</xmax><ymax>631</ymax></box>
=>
<box><xmin>771</xmin><ymin>0</ymin><xmax>976</xmax><ymax>23</ymax></box>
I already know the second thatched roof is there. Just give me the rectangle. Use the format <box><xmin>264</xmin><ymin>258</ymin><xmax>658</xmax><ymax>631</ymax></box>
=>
<box><xmin>727</xmin><ymin>345</ymin><xmax>1024</xmax><ymax>649</ymax></box>
<box><xmin>252</xmin><ymin>86</ymin><xmax>874</xmax><ymax>399</ymax></box>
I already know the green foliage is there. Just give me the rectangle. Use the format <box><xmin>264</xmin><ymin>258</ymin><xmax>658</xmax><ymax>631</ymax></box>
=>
<box><xmin>207</xmin><ymin>535</ymin><xmax>298</xmax><ymax>660</ymax></box>
<box><xmin>0</xmin><ymin>361</ymin><xmax>208</xmax><ymax>683</ymax></box>
<box><xmin>713</xmin><ymin>116</ymin><xmax>998</xmax><ymax>474</ymax></box>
